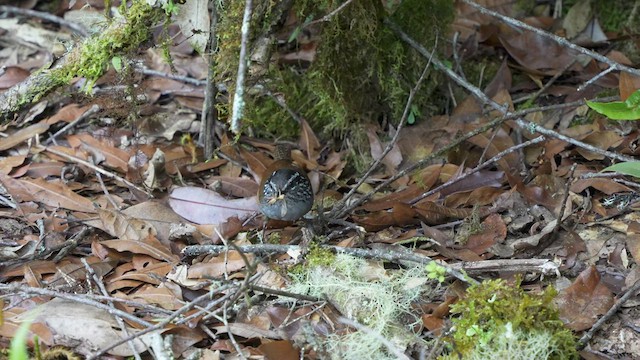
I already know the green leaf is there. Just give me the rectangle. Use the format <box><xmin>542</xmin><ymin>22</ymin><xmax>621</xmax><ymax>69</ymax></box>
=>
<box><xmin>9</xmin><ymin>307</ymin><xmax>43</xmax><ymax>360</ymax></box>
<box><xmin>587</xmin><ymin>100</ymin><xmax>640</xmax><ymax>120</ymax></box>
<box><xmin>407</xmin><ymin>104</ymin><xmax>420</xmax><ymax>125</ymax></box>
<box><xmin>587</xmin><ymin>89</ymin><xmax>640</xmax><ymax>120</ymax></box>
<box><xmin>288</xmin><ymin>15</ymin><xmax>314</xmax><ymax>43</ymax></box>
<box><xmin>111</xmin><ymin>56</ymin><xmax>123</xmax><ymax>73</ymax></box>
<box><xmin>625</xmin><ymin>89</ymin><xmax>640</xmax><ymax>107</ymax></box>
<box><xmin>601</xmin><ymin>162</ymin><xmax>640</xmax><ymax>178</ymax></box>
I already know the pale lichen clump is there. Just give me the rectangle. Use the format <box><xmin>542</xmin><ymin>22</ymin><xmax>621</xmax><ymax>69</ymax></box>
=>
<box><xmin>287</xmin><ymin>253</ymin><xmax>436</xmax><ymax>360</ymax></box>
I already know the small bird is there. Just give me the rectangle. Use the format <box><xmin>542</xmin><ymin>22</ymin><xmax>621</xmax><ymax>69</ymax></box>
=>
<box><xmin>258</xmin><ymin>144</ymin><xmax>313</xmax><ymax>221</ymax></box>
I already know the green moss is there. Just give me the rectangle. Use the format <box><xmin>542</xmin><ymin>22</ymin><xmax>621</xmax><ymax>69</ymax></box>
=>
<box><xmin>60</xmin><ymin>1</ymin><xmax>165</xmax><ymax>91</ymax></box>
<box><xmin>288</xmin><ymin>241</ymin><xmax>335</xmax><ymax>277</ymax></box>
<box><xmin>305</xmin><ymin>242</ymin><xmax>335</xmax><ymax>267</ymax></box>
<box><xmin>215</xmin><ymin>0</ymin><xmax>454</xmax><ymax>145</ymax></box>
<box><xmin>442</xmin><ymin>278</ymin><xmax>577</xmax><ymax>360</ymax></box>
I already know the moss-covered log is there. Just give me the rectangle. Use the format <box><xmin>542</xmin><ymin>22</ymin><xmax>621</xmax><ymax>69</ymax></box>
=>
<box><xmin>0</xmin><ymin>1</ymin><xmax>166</xmax><ymax>122</ymax></box>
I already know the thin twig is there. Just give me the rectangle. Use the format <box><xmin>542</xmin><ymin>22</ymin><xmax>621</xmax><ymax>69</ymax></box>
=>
<box><xmin>44</xmin><ymin>104</ymin><xmax>100</xmax><ymax>146</ymax></box>
<box><xmin>578</xmin><ymin>66</ymin><xmax>615</xmax><ymax>92</ymax></box>
<box><xmin>305</xmin><ymin>0</ymin><xmax>356</xmax><ymax>27</ymax></box>
<box><xmin>182</xmin><ymin>243</ymin><xmax>476</xmax><ymax>284</ymax></box>
<box><xmin>515</xmin><ymin>59</ymin><xmax>577</xmax><ymax>105</ymax></box>
<box><xmin>460</xmin><ymin>0</ymin><xmax>640</xmax><ymax>78</ymax></box>
<box><xmin>409</xmin><ymin>136</ymin><xmax>546</xmax><ymax>204</ymax></box>
<box><xmin>136</xmin><ymin>65</ymin><xmax>208</xmax><ymax>87</ymax></box>
<box><xmin>330</xmin><ymin>41</ymin><xmax>437</xmax><ymax>219</ymax></box>
<box><xmin>577</xmin><ymin>278</ymin><xmax>640</xmax><ymax>349</ymax></box>
<box><xmin>88</xmin><ymin>281</ymin><xmax>242</xmax><ymax>359</ymax></box>
<box><xmin>0</xmin><ymin>284</ymin><xmax>153</xmax><ymax>328</ymax></box>
<box><xmin>82</xmin><ymin>258</ymin><xmax>142</xmax><ymax>360</ymax></box>
<box><xmin>230</xmin><ymin>0</ymin><xmax>254</xmax><ymax>134</ymax></box>
<box><xmin>91</xmin><ymin>157</ymin><xmax>121</xmax><ymax>210</ymax></box>
<box><xmin>385</xmin><ymin>20</ymin><xmax>638</xmax><ymax>164</ymax></box>
<box><xmin>39</xmin><ymin>145</ymin><xmax>151</xmax><ymax>196</ymax></box>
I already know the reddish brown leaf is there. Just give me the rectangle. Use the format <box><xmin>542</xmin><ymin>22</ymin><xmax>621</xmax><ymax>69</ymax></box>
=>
<box><xmin>239</xmin><ymin>147</ymin><xmax>271</xmax><ymax>182</ymax></box>
<box><xmin>205</xmin><ymin>176</ymin><xmax>260</xmax><ymax>198</ymax></box>
<box><xmin>499</xmin><ymin>30</ymin><xmax>581</xmax><ymax>75</ymax></box>
<box><xmin>619</xmin><ymin>71</ymin><xmax>640</xmax><ymax>101</ymax></box>
<box><xmin>131</xmin><ymin>284</ymin><xmax>183</xmax><ymax>310</ymax></box>
<box><xmin>353</xmin><ymin>203</ymin><xmax>418</xmax><ymax>231</ymax></box>
<box><xmin>67</xmin><ymin>133</ymin><xmax>130</xmax><ymax>173</ymax></box>
<box><xmin>0</xmin><ymin>66</ymin><xmax>30</xmax><ymax>89</ymax></box>
<box><xmin>555</xmin><ymin>266</ymin><xmax>615</xmax><ymax>331</ymax></box>
<box><xmin>0</xmin><ymin>155</ymin><xmax>27</xmax><ymax>175</ymax></box>
<box><xmin>44</xmin><ymin>103</ymin><xmax>94</xmax><ymax>125</ymax></box>
<box><xmin>571</xmin><ymin>178</ymin><xmax>633</xmax><ymax>195</ymax></box>
<box><xmin>258</xmin><ymin>340</ymin><xmax>299</xmax><ymax>360</ymax></box>
<box><xmin>360</xmin><ymin>184</ymin><xmax>424</xmax><ymax>212</ymax></box>
<box><xmin>366</xmin><ymin>125</ymin><xmax>402</xmax><ymax>175</ymax></box>
<box><xmin>464</xmin><ymin>213</ymin><xmax>506</xmax><ymax>255</ymax></box>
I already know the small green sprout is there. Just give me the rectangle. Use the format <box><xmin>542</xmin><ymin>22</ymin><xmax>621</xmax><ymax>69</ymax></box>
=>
<box><xmin>426</xmin><ymin>261</ymin><xmax>447</xmax><ymax>283</ymax></box>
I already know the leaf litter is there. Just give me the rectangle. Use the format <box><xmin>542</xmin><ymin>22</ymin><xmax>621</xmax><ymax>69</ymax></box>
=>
<box><xmin>1</xmin><ymin>0</ymin><xmax>640</xmax><ymax>358</ymax></box>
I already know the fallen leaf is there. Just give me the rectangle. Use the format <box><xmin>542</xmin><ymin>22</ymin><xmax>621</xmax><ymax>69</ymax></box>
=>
<box><xmin>168</xmin><ymin>186</ymin><xmax>258</xmax><ymax>225</ymax></box>
<box><xmin>555</xmin><ymin>266</ymin><xmax>615</xmax><ymax>331</ymax></box>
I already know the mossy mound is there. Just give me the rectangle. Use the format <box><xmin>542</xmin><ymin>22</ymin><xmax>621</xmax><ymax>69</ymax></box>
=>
<box><xmin>440</xmin><ymin>278</ymin><xmax>577</xmax><ymax>360</ymax></box>
<box><xmin>214</xmin><ymin>0</ymin><xmax>454</xmax><ymax>142</ymax></box>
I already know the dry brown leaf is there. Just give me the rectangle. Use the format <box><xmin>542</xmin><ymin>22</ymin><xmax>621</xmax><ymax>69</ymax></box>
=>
<box><xmin>353</xmin><ymin>203</ymin><xmax>418</xmax><ymax>231</ymax></box>
<box><xmin>619</xmin><ymin>71</ymin><xmax>640</xmax><ymax>101</ymax></box>
<box><xmin>108</xmin><ymin>261</ymin><xmax>172</xmax><ymax>285</ymax></box>
<box><xmin>206</xmin><ymin>176</ymin><xmax>260</xmax><ymax>198</ymax></box>
<box><xmin>239</xmin><ymin>147</ymin><xmax>270</xmax><ymax>182</ymax></box>
<box><xmin>90</xmin><ymin>208</ymin><xmax>157</xmax><ymax>241</ymax></box>
<box><xmin>625</xmin><ymin>222</ymin><xmax>640</xmax><ymax>263</ymax></box>
<box><xmin>131</xmin><ymin>284</ymin><xmax>183</xmax><ymax>310</ymax></box>
<box><xmin>0</xmin><ymin>123</ymin><xmax>49</xmax><ymax>151</ymax></box>
<box><xmin>258</xmin><ymin>340</ymin><xmax>299</xmax><ymax>360</ymax></box>
<box><xmin>187</xmin><ymin>251</ymin><xmax>252</xmax><ymax>278</ymax></box>
<box><xmin>22</xmin><ymin>298</ymin><xmax>159</xmax><ymax>356</ymax></box>
<box><xmin>464</xmin><ymin>213</ymin><xmax>506</xmax><ymax>255</ymax></box>
<box><xmin>67</xmin><ymin>133</ymin><xmax>129</xmax><ymax>172</ymax></box>
<box><xmin>101</xmin><ymin>235</ymin><xmax>179</xmax><ymax>263</ymax></box>
<box><xmin>44</xmin><ymin>103</ymin><xmax>94</xmax><ymax>125</ymax></box>
<box><xmin>0</xmin><ymin>174</ymin><xmax>95</xmax><ymax>213</ymax></box>
<box><xmin>0</xmin><ymin>66</ymin><xmax>30</xmax><ymax>89</ymax></box>
<box><xmin>299</xmin><ymin>118</ymin><xmax>321</xmax><ymax>160</ymax></box>
<box><xmin>0</xmin><ymin>155</ymin><xmax>27</xmax><ymax>175</ymax></box>
<box><xmin>556</xmin><ymin>265</ymin><xmax>615</xmax><ymax>331</ymax></box>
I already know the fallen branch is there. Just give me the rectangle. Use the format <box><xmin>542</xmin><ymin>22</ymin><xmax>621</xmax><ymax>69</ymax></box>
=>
<box><xmin>0</xmin><ymin>1</ymin><xmax>166</xmax><ymax>121</ymax></box>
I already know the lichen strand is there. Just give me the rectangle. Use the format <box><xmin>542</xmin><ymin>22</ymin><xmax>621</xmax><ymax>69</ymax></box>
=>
<box><xmin>216</xmin><ymin>0</ymin><xmax>454</xmax><ymax>140</ymax></box>
<box><xmin>442</xmin><ymin>278</ymin><xmax>578</xmax><ymax>359</ymax></box>
<box><xmin>62</xmin><ymin>2</ymin><xmax>165</xmax><ymax>90</ymax></box>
